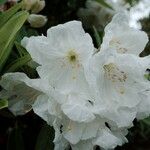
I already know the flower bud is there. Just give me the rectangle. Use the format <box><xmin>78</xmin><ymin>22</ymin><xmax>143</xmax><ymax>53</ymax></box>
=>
<box><xmin>23</xmin><ymin>0</ymin><xmax>37</xmax><ymax>11</ymax></box>
<box><xmin>23</xmin><ymin>0</ymin><xmax>45</xmax><ymax>13</ymax></box>
<box><xmin>31</xmin><ymin>0</ymin><xmax>45</xmax><ymax>13</ymax></box>
<box><xmin>27</xmin><ymin>14</ymin><xmax>47</xmax><ymax>28</ymax></box>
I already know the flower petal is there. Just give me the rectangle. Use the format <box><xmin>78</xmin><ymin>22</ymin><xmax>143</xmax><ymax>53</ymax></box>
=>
<box><xmin>0</xmin><ymin>72</ymin><xmax>42</xmax><ymax>115</ymax></box>
<box><xmin>71</xmin><ymin>140</ymin><xmax>93</xmax><ymax>150</ymax></box>
<box><xmin>63</xmin><ymin>120</ymin><xmax>85</xmax><ymax>144</ymax></box>
<box><xmin>92</xmin><ymin>127</ymin><xmax>125</xmax><ymax>149</ymax></box>
<box><xmin>101</xmin><ymin>12</ymin><xmax>148</xmax><ymax>55</ymax></box>
<box><xmin>61</xmin><ymin>93</ymin><xmax>95</xmax><ymax>123</ymax></box>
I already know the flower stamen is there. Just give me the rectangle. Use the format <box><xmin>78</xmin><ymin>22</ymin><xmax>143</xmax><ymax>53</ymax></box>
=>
<box><xmin>67</xmin><ymin>50</ymin><xmax>78</xmax><ymax>64</ymax></box>
<box><xmin>103</xmin><ymin>63</ymin><xmax>127</xmax><ymax>83</ymax></box>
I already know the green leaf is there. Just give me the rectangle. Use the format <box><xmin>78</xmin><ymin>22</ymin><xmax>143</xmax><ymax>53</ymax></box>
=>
<box><xmin>92</xmin><ymin>26</ymin><xmax>101</xmax><ymax>48</ymax></box>
<box><xmin>16</xmin><ymin>26</ymin><xmax>38</xmax><ymax>43</ymax></box>
<box><xmin>0</xmin><ymin>99</ymin><xmax>8</xmax><ymax>109</ymax></box>
<box><xmin>0</xmin><ymin>0</ymin><xmax>7</xmax><ymax>5</ymax></box>
<box><xmin>4</xmin><ymin>42</ymin><xmax>31</xmax><ymax>72</ymax></box>
<box><xmin>35</xmin><ymin>124</ymin><xmax>54</xmax><ymax>150</ymax></box>
<box><xmin>95</xmin><ymin>0</ymin><xmax>113</xmax><ymax>10</ymax></box>
<box><xmin>0</xmin><ymin>2</ymin><xmax>23</xmax><ymax>28</ymax></box>
<box><xmin>0</xmin><ymin>10</ymin><xmax>29</xmax><ymax>73</ymax></box>
<box><xmin>15</xmin><ymin>41</ymin><xmax>28</xmax><ymax>56</ymax></box>
<box><xmin>142</xmin><ymin>117</ymin><xmax>150</xmax><ymax>126</ymax></box>
<box><xmin>144</xmin><ymin>74</ymin><xmax>150</xmax><ymax>81</ymax></box>
<box><xmin>6</xmin><ymin>54</ymin><xmax>31</xmax><ymax>72</ymax></box>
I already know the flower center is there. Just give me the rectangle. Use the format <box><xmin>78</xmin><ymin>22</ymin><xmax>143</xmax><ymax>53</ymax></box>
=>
<box><xmin>67</xmin><ymin>50</ymin><xmax>78</xmax><ymax>63</ymax></box>
<box><xmin>103</xmin><ymin>63</ymin><xmax>127</xmax><ymax>94</ymax></box>
<box><xmin>109</xmin><ymin>38</ymin><xmax>128</xmax><ymax>54</ymax></box>
<box><xmin>70</xmin><ymin>55</ymin><xmax>76</xmax><ymax>62</ymax></box>
<box><xmin>103</xmin><ymin>63</ymin><xmax>127</xmax><ymax>83</ymax></box>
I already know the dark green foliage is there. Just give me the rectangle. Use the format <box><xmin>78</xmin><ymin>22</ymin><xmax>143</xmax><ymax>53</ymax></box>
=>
<box><xmin>0</xmin><ymin>99</ymin><xmax>8</xmax><ymax>109</ymax></box>
<box><xmin>0</xmin><ymin>0</ymin><xmax>7</xmax><ymax>5</ymax></box>
<box><xmin>140</xmin><ymin>16</ymin><xmax>150</xmax><ymax>57</ymax></box>
<box><xmin>95</xmin><ymin>0</ymin><xmax>114</xmax><ymax>10</ymax></box>
<box><xmin>35</xmin><ymin>124</ymin><xmax>54</xmax><ymax>150</ymax></box>
<box><xmin>7</xmin><ymin>124</ymin><xmax>25</xmax><ymax>150</ymax></box>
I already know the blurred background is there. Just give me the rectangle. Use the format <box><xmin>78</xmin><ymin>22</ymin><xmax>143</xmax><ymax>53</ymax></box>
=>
<box><xmin>0</xmin><ymin>0</ymin><xmax>150</xmax><ymax>149</ymax></box>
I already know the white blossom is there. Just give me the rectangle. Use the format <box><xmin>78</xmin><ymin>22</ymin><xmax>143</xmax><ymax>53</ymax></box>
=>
<box><xmin>0</xmin><ymin>73</ymin><xmax>43</xmax><ymax>115</ymax></box>
<box><xmin>85</xmin><ymin>47</ymin><xmax>150</xmax><ymax>128</ymax></box>
<box><xmin>21</xmin><ymin>21</ymin><xmax>94</xmax><ymax>94</ymax></box>
<box><xmin>0</xmin><ymin>12</ymin><xmax>149</xmax><ymax>150</ymax></box>
<box><xmin>101</xmin><ymin>12</ymin><xmax>148</xmax><ymax>55</ymax></box>
<box><xmin>33</xmin><ymin>96</ymin><xmax>128</xmax><ymax>149</ymax></box>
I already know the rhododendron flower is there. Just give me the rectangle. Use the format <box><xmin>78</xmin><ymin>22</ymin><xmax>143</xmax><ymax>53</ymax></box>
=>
<box><xmin>0</xmin><ymin>12</ymin><xmax>150</xmax><ymax>150</ymax></box>
<box><xmin>86</xmin><ymin>48</ymin><xmax>150</xmax><ymax>127</ymax></box>
<box><xmin>101</xmin><ymin>12</ymin><xmax>148</xmax><ymax>55</ymax></box>
<box><xmin>33</xmin><ymin>96</ymin><xmax>128</xmax><ymax>150</ymax></box>
<box><xmin>22</xmin><ymin>21</ymin><xmax>94</xmax><ymax>94</ymax></box>
<box><xmin>0</xmin><ymin>72</ymin><xmax>54</xmax><ymax>115</ymax></box>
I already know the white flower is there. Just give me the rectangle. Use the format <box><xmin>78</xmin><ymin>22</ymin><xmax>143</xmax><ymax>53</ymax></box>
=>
<box><xmin>33</xmin><ymin>96</ymin><xmax>128</xmax><ymax>149</ymax></box>
<box><xmin>1</xmin><ymin>13</ymin><xmax>149</xmax><ymax>150</ymax></box>
<box><xmin>86</xmin><ymin>47</ymin><xmax>150</xmax><ymax>127</ymax></box>
<box><xmin>0</xmin><ymin>72</ymin><xmax>50</xmax><ymax>115</ymax></box>
<box><xmin>101</xmin><ymin>12</ymin><xmax>148</xmax><ymax>55</ymax></box>
<box><xmin>21</xmin><ymin>21</ymin><xmax>94</xmax><ymax>94</ymax></box>
<box><xmin>0</xmin><ymin>73</ymin><xmax>128</xmax><ymax>150</ymax></box>
<box><xmin>0</xmin><ymin>72</ymin><xmax>58</xmax><ymax>116</ymax></box>
<box><xmin>27</xmin><ymin>14</ymin><xmax>47</xmax><ymax>28</ymax></box>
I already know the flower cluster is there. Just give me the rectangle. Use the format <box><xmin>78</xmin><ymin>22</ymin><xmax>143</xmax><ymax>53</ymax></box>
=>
<box><xmin>22</xmin><ymin>0</ymin><xmax>47</xmax><ymax>28</ymax></box>
<box><xmin>0</xmin><ymin>12</ymin><xmax>150</xmax><ymax>150</ymax></box>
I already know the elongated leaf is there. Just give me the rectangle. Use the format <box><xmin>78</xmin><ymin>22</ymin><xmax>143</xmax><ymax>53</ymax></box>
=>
<box><xmin>92</xmin><ymin>26</ymin><xmax>101</xmax><ymax>48</ymax></box>
<box><xmin>6</xmin><ymin>54</ymin><xmax>31</xmax><ymax>72</ymax></box>
<box><xmin>15</xmin><ymin>41</ymin><xmax>28</xmax><ymax>56</ymax></box>
<box><xmin>0</xmin><ymin>11</ymin><xmax>29</xmax><ymax>73</ymax></box>
<box><xmin>35</xmin><ymin>124</ymin><xmax>54</xmax><ymax>150</ymax></box>
<box><xmin>142</xmin><ymin>117</ymin><xmax>150</xmax><ymax>126</ymax></box>
<box><xmin>0</xmin><ymin>2</ymin><xmax>23</xmax><ymax>28</ymax></box>
<box><xmin>0</xmin><ymin>99</ymin><xmax>8</xmax><ymax>109</ymax></box>
<box><xmin>16</xmin><ymin>26</ymin><xmax>38</xmax><ymax>43</ymax></box>
<box><xmin>95</xmin><ymin>0</ymin><xmax>113</xmax><ymax>10</ymax></box>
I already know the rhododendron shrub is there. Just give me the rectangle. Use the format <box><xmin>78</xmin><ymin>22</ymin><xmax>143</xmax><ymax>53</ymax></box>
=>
<box><xmin>0</xmin><ymin>11</ymin><xmax>150</xmax><ymax>150</ymax></box>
